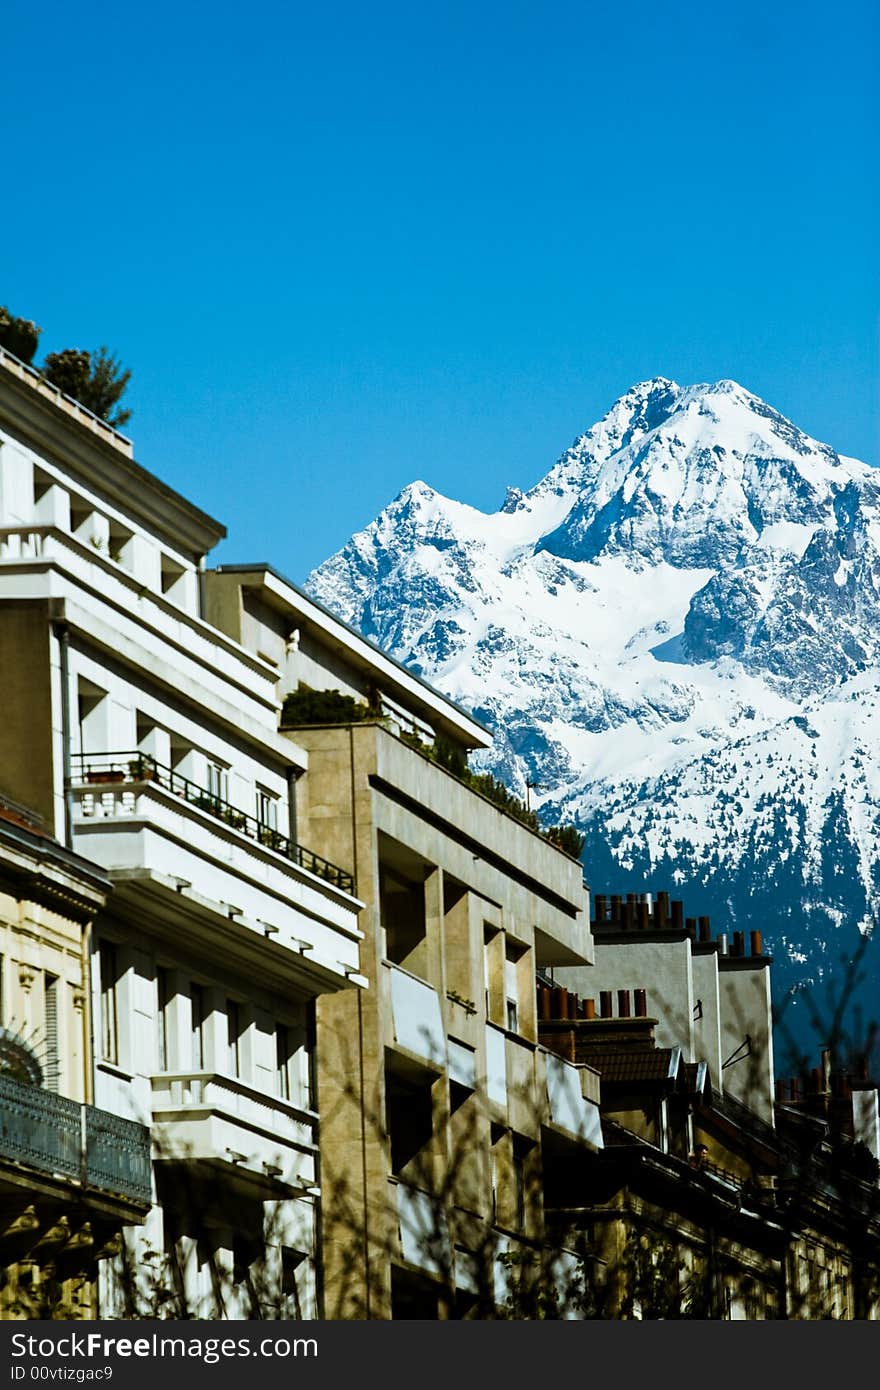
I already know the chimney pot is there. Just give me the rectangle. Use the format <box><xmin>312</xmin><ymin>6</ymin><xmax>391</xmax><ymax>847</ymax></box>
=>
<box><xmin>556</xmin><ymin>988</ymin><xmax>569</xmax><ymax>1020</ymax></box>
<box><xmin>698</xmin><ymin>915</ymin><xmax>711</xmax><ymax>942</ymax></box>
<box><xmin>717</xmin><ymin>933</ymin><xmax>728</xmax><ymax>955</ymax></box>
<box><xmin>617</xmin><ymin>989</ymin><xmax>631</xmax><ymax>1019</ymax></box>
<box><xmin>671</xmin><ymin>900</ymin><xmax>684</xmax><ymax>930</ymax></box>
<box><xmin>538</xmin><ymin>985</ymin><xmax>553</xmax><ymax>1021</ymax></box>
<box><xmin>638</xmin><ymin>901</ymin><xmax>650</xmax><ymax>930</ymax></box>
<box><xmin>599</xmin><ymin>990</ymin><xmax>613</xmax><ymax>1020</ymax></box>
<box><xmin>594</xmin><ymin>894</ymin><xmax>607</xmax><ymax>924</ymax></box>
<box><xmin>732</xmin><ymin>931</ymin><xmax>745</xmax><ymax>957</ymax></box>
<box><xmin>584</xmin><ymin>997</ymin><xmax>596</xmax><ymax>1020</ymax></box>
<box><xmin>634</xmin><ymin>988</ymin><xmax>647</xmax><ymax>1018</ymax></box>
<box><xmin>749</xmin><ymin>929</ymin><xmax>762</xmax><ymax>957</ymax></box>
<box><xmin>610</xmin><ymin>894</ymin><xmax>622</xmax><ymax>923</ymax></box>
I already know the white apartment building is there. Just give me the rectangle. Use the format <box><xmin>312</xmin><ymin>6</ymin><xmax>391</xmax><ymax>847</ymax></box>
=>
<box><xmin>559</xmin><ymin>891</ymin><xmax>775</xmax><ymax>1124</ymax></box>
<box><xmin>0</xmin><ymin>347</ymin><xmax>364</xmax><ymax>1317</ymax></box>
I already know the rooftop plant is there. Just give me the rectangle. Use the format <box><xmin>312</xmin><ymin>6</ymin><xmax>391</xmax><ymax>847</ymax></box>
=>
<box><xmin>0</xmin><ymin>306</ymin><xmax>41</xmax><ymax>364</ymax></box>
<box><xmin>281</xmin><ymin>685</ymin><xmax>381</xmax><ymax>726</ymax></box>
<box><xmin>0</xmin><ymin>301</ymin><xmax>132</xmax><ymax>427</ymax></box>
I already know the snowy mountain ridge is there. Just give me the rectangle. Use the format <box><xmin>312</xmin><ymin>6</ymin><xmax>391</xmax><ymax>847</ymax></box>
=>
<box><xmin>306</xmin><ymin>378</ymin><xmax>880</xmax><ymax>1050</ymax></box>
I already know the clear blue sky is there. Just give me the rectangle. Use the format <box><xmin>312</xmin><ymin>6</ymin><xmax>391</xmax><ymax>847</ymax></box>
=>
<box><xmin>4</xmin><ymin>0</ymin><xmax>878</xmax><ymax>576</ymax></box>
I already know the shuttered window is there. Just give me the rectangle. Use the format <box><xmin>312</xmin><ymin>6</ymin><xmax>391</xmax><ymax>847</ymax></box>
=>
<box><xmin>44</xmin><ymin>974</ymin><xmax>60</xmax><ymax>1091</ymax></box>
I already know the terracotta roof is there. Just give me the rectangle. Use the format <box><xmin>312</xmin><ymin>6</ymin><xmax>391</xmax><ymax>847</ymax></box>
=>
<box><xmin>585</xmin><ymin>1046</ymin><xmax>678</xmax><ymax>1085</ymax></box>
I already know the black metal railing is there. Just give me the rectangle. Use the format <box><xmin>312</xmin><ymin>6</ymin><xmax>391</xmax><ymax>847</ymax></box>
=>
<box><xmin>0</xmin><ymin>1073</ymin><xmax>152</xmax><ymax>1205</ymax></box>
<box><xmin>70</xmin><ymin>751</ymin><xmax>355</xmax><ymax>895</ymax></box>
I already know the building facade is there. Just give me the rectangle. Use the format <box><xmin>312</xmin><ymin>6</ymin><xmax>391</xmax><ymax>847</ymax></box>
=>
<box><xmin>206</xmin><ymin>564</ymin><xmax>604</xmax><ymax>1318</ymax></box>
<box><xmin>0</xmin><ymin>347</ymin><xmax>363</xmax><ymax>1317</ymax></box>
<box><xmin>1</xmin><ymin>342</ymin><xmax>877</xmax><ymax>1320</ymax></box>
<box><xmin>540</xmin><ymin>894</ymin><xmax>880</xmax><ymax>1319</ymax></box>
<box><xmin>0</xmin><ymin>791</ymin><xmax>151</xmax><ymax>1317</ymax></box>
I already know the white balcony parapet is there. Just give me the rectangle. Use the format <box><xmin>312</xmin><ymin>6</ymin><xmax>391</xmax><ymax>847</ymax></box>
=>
<box><xmin>543</xmin><ymin>1051</ymin><xmax>603</xmax><ymax>1149</ymax></box>
<box><xmin>72</xmin><ymin>751</ymin><xmax>353</xmax><ymax>893</ymax></box>
<box><xmin>70</xmin><ymin>765</ymin><xmax>363</xmax><ymax>986</ymax></box>
<box><xmin>386</xmin><ymin>963</ymin><xmax>445</xmax><ymax>1067</ymax></box>
<box><xmin>150</xmin><ymin>1071</ymin><xmax>317</xmax><ymax>1194</ymax></box>
<box><xmin>390</xmin><ymin>1178</ymin><xmax>450</xmax><ymax>1277</ymax></box>
<box><xmin>447</xmin><ymin>1038</ymin><xmax>477</xmax><ymax>1091</ymax></box>
<box><xmin>486</xmin><ymin>1024</ymin><xmax>508</xmax><ymax>1108</ymax></box>
<box><xmin>0</xmin><ymin>524</ymin><xmax>282</xmax><ymax>720</ymax></box>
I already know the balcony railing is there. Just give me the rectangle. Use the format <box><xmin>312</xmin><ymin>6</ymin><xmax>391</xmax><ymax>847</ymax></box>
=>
<box><xmin>151</xmin><ymin>1071</ymin><xmax>316</xmax><ymax>1149</ymax></box>
<box><xmin>70</xmin><ymin>751</ymin><xmax>355</xmax><ymax>895</ymax></box>
<box><xmin>0</xmin><ymin>1073</ymin><xmax>152</xmax><ymax>1206</ymax></box>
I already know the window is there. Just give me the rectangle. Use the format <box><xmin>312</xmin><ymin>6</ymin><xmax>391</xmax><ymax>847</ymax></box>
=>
<box><xmin>156</xmin><ymin>968</ymin><xmax>169</xmax><ymax>1071</ymax></box>
<box><xmin>256</xmin><ymin>788</ymin><xmax>278</xmax><ymax>831</ymax></box>
<box><xmin>483</xmin><ymin>926</ymin><xmax>494</xmax><ymax>1015</ymax></box>
<box><xmin>99</xmin><ymin>942</ymin><xmax>118</xmax><ymax>1064</ymax></box>
<box><xmin>504</xmin><ymin>944</ymin><xmax>522</xmax><ymax>1034</ymax></box>
<box><xmin>275</xmin><ymin>1023</ymin><xmax>291</xmax><ymax>1101</ymax></box>
<box><xmin>281</xmin><ymin>1248</ymin><xmax>307</xmax><ymax>1319</ymax></box>
<box><xmin>206</xmin><ymin>760</ymin><xmax>228</xmax><ymax>806</ymax></box>
<box><xmin>513</xmin><ymin>1140</ymin><xmax>528</xmax><ymax>1232</ymax></box>
<box><xmin>227</xmin><ymin>1000</ymin><xmax>241</xmax><ymax>1077</ymax></box>
<box><xmin>257</xmin><ymin>788</ymin><xmax>282</xmax><ymax>848</ymax></box>
<box><xmin>77</xmin><ymin>679</ymin><xmax>108</xmax><ymax>758</ymax></box>
<box><xmin>44</xmin><ymin>974</ymin><xmax>60</xmax><ymax>1092</ymax></box>
<box><xmin>191</xmin><ymin>984</ymin><xmax>205</xmax><ymax>1070</ymax></box>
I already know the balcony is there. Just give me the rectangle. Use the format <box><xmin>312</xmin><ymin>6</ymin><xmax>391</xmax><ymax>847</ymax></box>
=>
<box><xmin>70</xmin><ymin>753</ymin><xmax>363</xmax><ymax>988</ymax></box>
<box><xmin>389</xmin><ymin>1177</ymin><xmax>451</xmax><ymax>1278</ymax></box>
<box><xmin>542</xmin><ymin>1049</ymin><xmax>603</xmax><ymax>1150</ymax></box>
<box><xmin>150</xmin><ymin>1072</ymin><xmax>317</xmax><ymax>1196</ymax></box>
<box><xmin>0</xmin><ymin>1072</ymin><xmax>151</xmax><ymax>1208</ymax></box>
<box><xmin>385</xmin><ymin>963</ymin><xmax>446</xmax><ymax>1070</ymax></box>
<box><xmin>72</xmin><ymin>752</ymin><xmax>353</xmax><ymax>893</ymax></box>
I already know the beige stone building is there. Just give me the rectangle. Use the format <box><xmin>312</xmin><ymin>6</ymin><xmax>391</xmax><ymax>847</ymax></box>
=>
<box><xmin>206</xmin><ymin>564</ymin><xmax>603</xmax><ymax>1318</ymax></box>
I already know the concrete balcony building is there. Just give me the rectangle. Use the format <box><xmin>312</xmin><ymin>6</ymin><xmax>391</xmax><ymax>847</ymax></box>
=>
<box><xmin>206</xmin><ymin>564</ymin><xmax>602</xmax><ymax>1319</ymax></box>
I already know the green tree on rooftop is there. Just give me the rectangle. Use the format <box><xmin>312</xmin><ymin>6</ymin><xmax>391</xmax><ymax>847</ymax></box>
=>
<box><xmin>42</xmin><ymin>346</ymin><xmax>132</xmax><ymax>429</ymax></box>
<box><xmin>0</xmin><ymin>306</ymin><xmax>41</xmax><ymax>364</ymax></box>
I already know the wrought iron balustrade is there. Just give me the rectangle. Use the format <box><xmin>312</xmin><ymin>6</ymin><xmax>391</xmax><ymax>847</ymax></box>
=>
<box><xmin>0</xmin><ymin>1073</ymin><xmax>151</xmax><ymax>1205</ymax></box>
<box><xmin>70</xmin><ymin>751</ymin><xmax>355</xmax><ymax>895</ymax></box>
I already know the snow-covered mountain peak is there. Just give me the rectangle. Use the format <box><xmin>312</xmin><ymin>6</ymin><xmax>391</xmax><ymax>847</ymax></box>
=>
<box><xmin>304</xmin><ymin>378</ymin><xmax>880</xmax><ymax>1047</ymax></box>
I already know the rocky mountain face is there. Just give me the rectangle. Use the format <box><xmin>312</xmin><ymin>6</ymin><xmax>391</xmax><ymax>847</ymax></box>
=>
<box><xmin>306</xmin><ymin>378</ymin><xmax>880</xmax><ymax>1062</ymax></box>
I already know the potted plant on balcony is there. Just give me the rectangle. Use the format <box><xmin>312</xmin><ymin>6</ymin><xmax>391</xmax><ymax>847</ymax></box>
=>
<box><xmin>128</xmin><ymin>756</ymin><xmax>156</xmax><ymax>782</ymax></box>
<box><xmin>258</xmin><ymin>825</ymin><xmax>285</xmax><ymax>852</ymax></box>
